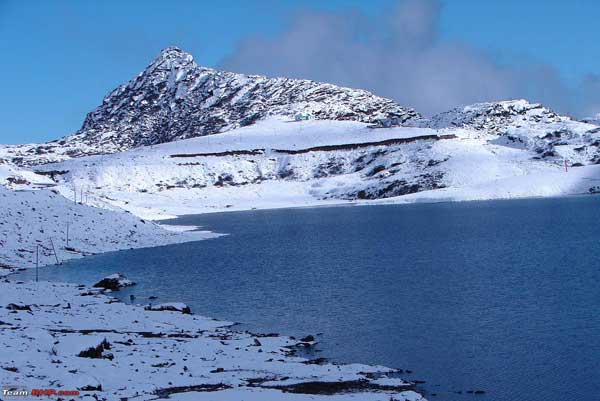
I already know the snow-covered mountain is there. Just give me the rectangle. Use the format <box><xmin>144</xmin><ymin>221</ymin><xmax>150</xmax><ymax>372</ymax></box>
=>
<box><xmin>28</xmin><ymin>120</ymin><xmax>453</xmax><ymax>218</ymax></box>
<box><xmin>422</xmin><ymin>99</ymin><xmax>600</xmax><ymax>164</ymax></box>
<box><xmin>1</xmin><ymin>47</ymin><xmax>418</xmax><ymax>166</ymax></box>
<box><xmin>2</xmin><ymin>47</ymin><xmax>600</xmax><ymax>222</ymax></box>
<box><xmin>425</xmin><ymin>99</ymin><xmax>565</xmax><ymax>132</ymax></box>
<box><xmin>80</xmin><ymin>46</ymin><xmax>419</xmax><ymax>142</ymax></box>
<box><xmin>27</xmin><ymin>114</ymin><xmax>600</xmax><ymax>220</ymax></box>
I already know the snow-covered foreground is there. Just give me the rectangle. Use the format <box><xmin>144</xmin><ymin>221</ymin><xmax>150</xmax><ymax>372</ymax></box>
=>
<box><xmin>31</xmin><ymin>117</ymin><xmax>600</xmax><ymax>220</ymax></box>
<box><xmin>0</xmin><ymin>278</ymin><xmax>425</xmax><ymax>401</ymax></box>
<box><xmin>0</xmin><ymin>185</ymin><xmax>219</xmax><ymax>270</ymax></box>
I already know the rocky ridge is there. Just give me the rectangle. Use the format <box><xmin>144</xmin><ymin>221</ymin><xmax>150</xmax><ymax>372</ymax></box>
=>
<box><xmin>2</xmin><ymin>47</ymin><xmax>418</xmax><ymax>166</ymax></box>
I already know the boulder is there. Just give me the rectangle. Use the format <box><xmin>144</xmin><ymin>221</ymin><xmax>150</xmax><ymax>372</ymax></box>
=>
<box><xmin>92</xmin><ymin>273</ymin><xmax>135</xmax><ymax>291</ymax></box>
<box><xmin>144</xmin><ymin>302</ymin><xmax>192</xmax><ymax>314</ymax></box>
<box><xmin>6</xmin><ymin>303</ymin><xmax>32</xmax><ymax>311</ymax></box>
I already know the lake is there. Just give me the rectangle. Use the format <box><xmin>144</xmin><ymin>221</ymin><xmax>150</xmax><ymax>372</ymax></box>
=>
<box><xmin>19</xmin><ymin>197</ymin><xmax>600</xmax><ymax>401</ymax></box>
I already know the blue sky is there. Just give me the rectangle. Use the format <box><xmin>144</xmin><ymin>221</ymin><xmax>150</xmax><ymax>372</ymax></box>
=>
<box><xmin>1</xmin><ymin>0</ymin><xmax>599</xmax><ymax>144</ymax></box>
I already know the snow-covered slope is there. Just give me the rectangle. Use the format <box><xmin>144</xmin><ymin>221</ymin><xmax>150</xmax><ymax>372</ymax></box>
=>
<box><xmin>0</xmin><ymin>184</ymin><xmax>216</xmax><ymax>269</ymax></box>
<box><xmin>424</xmin><ymin>100</ymin><xmax>600</xmax><ymax>164</ymax></box>
<box><xmin>30</xmin><ymin>115</ymin><xmax>600</xmax><ymax>220</ymax></box>
<box><xmin>0</xmin><ymin>159</ymin><xmax>55</xmax><ymax>189</ymax></box>
<box><xmin>0</xmin><ymin>158</ymin><xmax>217</xmax><ymax>270</ymax></box>
<box><xmin>32</xmin><ymin>119</ymin><xmax>456</xmax><ymax>219</ymax></box>
<box><xmin>581</xmin><ymin>112</ymin><xmax>600</xmax><ymax>125</ymax></box>
<box><xmin>1</xmin><ymin>47</ymin><xmax>418</xmax><ymax>166</ymax></box>
<box><xmin>0</xmin><ymin>279</ymin><xmax>424</xmax><ymax>401</ymax></box>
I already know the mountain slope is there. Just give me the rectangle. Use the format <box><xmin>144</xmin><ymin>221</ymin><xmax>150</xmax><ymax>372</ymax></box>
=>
<box><xmin>32</xmin><ymin>119</ymin><xmax>449</xmax><ymax>218</ymax></box>
<box><xmin>1</xmin><ymin>47</ymin><xmax>418</xmax><ymax>166</ymax></box>
<box><xmin>31</xmin><ymin>116</ymin><xmax>600</xmax><ymax>220</ymax></box>
<box><xmin>3</xmin><ymin>49</ymin><xmax>600</xmax><ymax>219</ymax></box>
<box><xmin>80</xmin><ymin>47</ymin><xmax>419</xmax><ymax>144</ymax></box>
<box><xmin>0</xmin><ymin>184</ymin><xmax>214</xmax><ymax>269</ymax></box>
<box><xmin>423</xmin><ymin>99</ymin><xmax>600</xmax><ymax>164</ymax></box>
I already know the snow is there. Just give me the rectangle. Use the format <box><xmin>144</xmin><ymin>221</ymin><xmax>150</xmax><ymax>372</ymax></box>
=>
<box><xmin>145</xmin><ymin>302</ymin><xmax>191</xmax><ymax>313</ymax></box>
<box><xmin>384</xmin><ymin>164</ymin><xmax>600</xmax><ymax>204</ymax></box>
<box><xmin>0</xmin><ymin>185</ymin><xmax>220</xmax><ymax>269</ymax></box>
<box><xmin>19</xmin><ymin>118</ymin><xmax>442</xmax><ymax>219</ymax></box>
<box><xmin>0</xmin><ymin>278</ymin><xmax>424</xmax><ymax>401</ymax></box>
<box><xmin>128</xmin><ymin>118</ymin><xmax>438</xmax><ymax>154</ymax></box>
<box><xmin>22</xmin><ymin>117</ymin><xmax>600</xmax><ymax>220</ymax></box>
<box><xmin>0</xmin><ymin>134</ymin><xmax>430</xmax><ymax>399</ymax></box>
<box><xmin>0</xmin><ymin>160</ymin><xmax>54</xmax><ymax>188</ymax></box>
<box><xmin>168</xmin><ymin>388</ymin><xmax>424</xmax><ymax>401</ymax></box>
<box><xmin>3</xmin><ymin>97</ymin><xmax>600</xmax><ymax>401</ymax></box>
<box><xmin>158</xmin><ymin>224</ymin><xmax>207</xmax><ymax>233</ymax></box>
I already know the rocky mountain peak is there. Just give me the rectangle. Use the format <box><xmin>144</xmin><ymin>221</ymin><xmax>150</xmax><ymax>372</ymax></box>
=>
<box><xmin>58</xmin><ymin>46</ymin><xmax>420</xmax><ymax>156</ymax></box>
<box><xmin>2</xmin><ymin>47</ymin><xmax>422</xmax><ymax>165</ymax></box>
<box><xmin>425</xmin><ymin>99</ymin><xmax>564</xmax><ymax>132</ymax></box>
<box><xmin>158</xmin><ymin>45</ymin><xmax>190</xmax><ymax>59</ymax></box>
<box><xmin>145</xmin><ymin>46</ymin><xmax>196</xmax><ymax>73</ymax></box>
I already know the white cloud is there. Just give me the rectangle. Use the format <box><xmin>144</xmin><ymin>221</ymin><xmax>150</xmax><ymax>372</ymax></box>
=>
<box><xmin>221</xmin><ymin>0</ymin><xmax>595</xmax><ymax>118</ymax></box>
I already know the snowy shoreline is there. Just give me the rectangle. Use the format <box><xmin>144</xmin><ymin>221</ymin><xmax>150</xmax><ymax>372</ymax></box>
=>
<box><xmin>0</xmin><ymin>183</ymin><xmax>428</xmax><ymax>400</ymax></box>
<box><xmin>0</xmin><ymin>184</ymin><xmax>222</xmax><ymax>272</ymax></box>
<box><xmin>163</xmin><ymin>190</ymin><xmax>597</xmax><ymax>217</ymax></box>
<box><xmin>0</xmin><ymin>276</ymin><xmax>425</xmax><ymax>401</ymax></box>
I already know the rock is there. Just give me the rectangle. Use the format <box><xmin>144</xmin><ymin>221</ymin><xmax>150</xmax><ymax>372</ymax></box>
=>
<box><xmin>79</xmin><ymin>289</ymin><xmax>103</xmax><ymax>296</ymax></box>
<box><xmin>78</xmin><ymin>384</ymin><xmax>102</xmax><ymax>392</ymax></box>
<box><xmin>301</xmin><ymin>358</ymin><xmax>328</xmax><ymax>365</ymax></box>
<box><xmin>77</xmin><ymin>339</ymin><xmax>111</xmax><ymax>359</ymax></box>
<box><xmin>144</xmin><ymin>302</ymin><xmax>191</xmax><ymax>314</ymax></box>
<box><xmin>6</xmin><ymin>303</ymin><xmax>31</xmax><ymax>311</ymax></box>
<box><xmin>92</xmin><ymin>273</ymin><xmax>135</xmax><ymax>291</ymax></box>
<box><xmin>300</xmin><ymin>335</ymin><xmax>315</xmax><ymax>342</ymax></box>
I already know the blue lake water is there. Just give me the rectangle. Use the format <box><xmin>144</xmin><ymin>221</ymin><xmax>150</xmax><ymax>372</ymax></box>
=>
<box><xmin>19</xmin><ymin>197</ymin><xmax>600</xmax><ymax>401</ymax></box>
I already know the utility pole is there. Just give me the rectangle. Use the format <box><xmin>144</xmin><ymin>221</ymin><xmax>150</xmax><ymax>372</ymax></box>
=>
<box><xmin>35</xmin><ymin>245</ymin><xmax>39</xmax><ymax>282</ymax></box>
<box><xmin>50</xmin><ymin>238</ymin><xmax>60</xmax><ymax>265</ymax></box>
